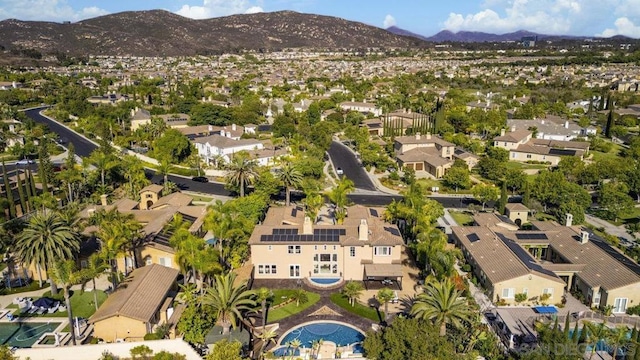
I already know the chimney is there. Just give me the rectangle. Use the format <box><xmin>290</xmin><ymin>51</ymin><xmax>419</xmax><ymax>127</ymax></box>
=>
<box><xmin>232</xmin><ymin>123</ymin><xmax>237</xmax><ymax>131</ymax></box>
<box><xmin>226</xmin><ymin>131</ymin><xmax>231</xmax><ymax>138</ymax></box>
<box><xmin>565</xmin><ymin>213</ymin><xmax>573</xmax><ymax>227</ymax></box>
<box><xmin>358</xmin><ymin>219</ymin><xmax>369</xmax><ymax>241</ymax></box>
<box><xmin>426</xmin><ymin>132</ymin><xmax>432</xmax><ymax>140</ymax></box>
<box><xmin>208</xmin><ymin>125</ymin><xmax>213</xmax><ymax>132</ymax></box>
<box><xmin>100</xmin><ymin>194</ymin><xmax>108</xmax><ymax>206</ymax></box>
<box><xmin>580</xmin><ymin>231</ymin><xmax>589</xmax><ymax>244</ymax></box>
<box><xmin>541</xmin><ymin>119</ymin><xmax>545</xmax><ymax>124</ymax></box>
<box><xmin>501</xmin><ymin>128</ymin><xmax>506</xmax><ymax>136</ymax></box>
<box><xmin>415</xmin><ymin>132</ymin><xmax>421</xmax><ymax>140</ymax></box>
<box><xmin>130</xmin><ymin>108</ymin><xmax>135</xmax><ymax>117</ymax></box>
<box><xmin>303</xmin><ymin>216</ymin><xmax>313</xmax><ymax>235</ymax></box>
<box><xmin>565</xmin><ymin>121</ymin><xmax>569</xmax><ymax>129</ymax></box>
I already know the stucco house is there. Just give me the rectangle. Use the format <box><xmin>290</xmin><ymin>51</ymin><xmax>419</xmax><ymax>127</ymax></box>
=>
<box><xmin>249</xmin><ymin>205</ymin><xmax>405</xmax><ymax>289</ymax></box>
<box><xmin>504</xmin><ymin>203</ymin><xmax>529</xmax><ymax>226</ymax></box>
<box><xmin>339</xmin><ymin>100</ymin><xmax>382</xmax><ymax>117</ymax></box>
<box><xmin>194</xmin><ymin>134</ymin><xmax>264</xmax><ymax>165</ymax></box>
<box><xmin>453</xmin><ymin>216</ymin><xmax>640</xmax><ymax>312</ymax></box>
<box><xmin>393</xmin><ymin>133</ymin><xmax>459</xmax><ymax>178</ymax></box>
<box><xmin>494</xmin><ymin>129</ymin><xmax>590</xmax><ymax>166</ymax></box>
<box><xmin>506</xmin><ymin>116</ymin><xmax>595</xmax><ymax>141</ymax></box>
<box><xmin>89</xmin><ymin>264</ymin><xmax>180</xmax><ymax>342</ymax></box>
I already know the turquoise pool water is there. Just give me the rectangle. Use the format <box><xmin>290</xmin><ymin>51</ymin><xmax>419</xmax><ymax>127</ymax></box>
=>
<box><xmin>309</xmin><ymin>278</ymin><xmax>342</xmax><ymax>285</ymax></box>
<box><xmin>0</xmin><ymin>322</ymin><xmax>61</xmax><ymax>347</ymax></box>
<box><xmin>277</xmin><ymin>321</ymin><xmax>365</xmax><ymax>354</ymax></box>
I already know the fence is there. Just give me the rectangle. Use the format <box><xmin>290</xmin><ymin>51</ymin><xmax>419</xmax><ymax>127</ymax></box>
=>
<box><xmin>526</xmin><ymin>310</ymin><xmax>640</xmax><ymax>328</ymax></box>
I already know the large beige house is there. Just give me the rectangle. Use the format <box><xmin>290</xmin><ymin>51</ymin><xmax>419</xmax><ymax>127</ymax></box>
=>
<box><xmin>249</xmin><ymin>205</ymin><xmax>405</xmax><ymax>287</ymax></box>
<box><xmin>89</xmin><ymin>264</ymin><xmax>180</xmax><ymax>342</ymax></box>
<box><xmin>453</xmin><ymin>215</ymin><xmax>640</xmax><ymax>312</ymax></box>
<box><xmin>393</xmin><ymin>134</ymin><xmax>476</xmax><ymax>178</ymax></box>
<box><xmin>493</xmin><ymin>129</ymin><xmax>590</xmax><ymax>166</ymax></box>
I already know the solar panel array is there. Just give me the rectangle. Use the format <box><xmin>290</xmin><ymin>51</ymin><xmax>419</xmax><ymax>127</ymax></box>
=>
<box><xmin>515</xmin><ymin>233</ymin><xmax>548</xmax><ymax>240</ymax></box>
<box><xmin>260</xmin><ymin>228</ymin><xmax>346</xmax><ymax>242</ymax></box>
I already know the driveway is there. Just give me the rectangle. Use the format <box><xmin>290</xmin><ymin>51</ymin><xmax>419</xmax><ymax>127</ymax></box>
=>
<box><xmin>584</xmin><ymin>214</ymin><xmax>636</xmax><ymax>244</ymax></box>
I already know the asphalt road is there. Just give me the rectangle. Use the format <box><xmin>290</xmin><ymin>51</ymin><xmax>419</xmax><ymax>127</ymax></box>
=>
<box><xmin>22</xmin><ymin>107</ymin><xmax>480</xmax><ymax>209</ymax></box>
<box><xmin>328</xmin><ymin>140</ymin><xmax>376</xmax><ymax>191</ymax></box>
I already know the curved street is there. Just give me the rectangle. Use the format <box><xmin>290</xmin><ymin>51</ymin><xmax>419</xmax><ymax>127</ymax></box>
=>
<box><xmin>327</xmin><ymin>140</ymin><xmax>376</xmax><ymax>191</ymax></box>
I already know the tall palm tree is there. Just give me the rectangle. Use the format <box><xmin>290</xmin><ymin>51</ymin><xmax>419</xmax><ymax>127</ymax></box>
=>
<box><xmin>201</xmin><ymin>272</ymin><xmax>256</xmax><ymax>335</ymax></box>
<box><xmin>156</xmin><ymin>157</ymin><xmax>172</xmax><ymax>193</ymax></box>
<box><xmin>377</xmin><ymin>288</ymin><xmax>395</xmax><ymax>322</ymax></box>
<box><xmin>225</xmin><ymin>154</ymin><xmax>258</xmax><ymax>197</ymax></box>
<box><xmin>50</xmin><ymin>260</ymin><xmax>84</xmax><ymax>345</ymax></box>
<box><xmin>410</xmin><ymin>278</ymin><xmax>472</xmax><ymax>336</ymax></box>
<box><xmin>15</xmin><ymin>211</ymin><xmax>80</xmax><ymax>295</ymax></box>
<box><xmin>95</xmin><ymin>212</ymin><xmax>139</xmax><ymax>289</ymax></box>
<box><xmin>256</xmin><ymin>287</ymin><xmax>272</xmax><ymax>331</ymax></box>
<box><xmin>81</xmin><ymin>254</ymin><xmax>108</xmax><ymax>311</ymax></box>
<box><xmin>302</xmin><ymin>192</ymin><xmax>323</xmax><ymax>224</ymax></box>
<box><xmin>607</xmin><ymin>326</ymin><xmax>629</xmax><ymax>360</ymax></box>
<box><xmin>326</xmin><ymin>178</ymin><xmax>354</xmax><ymax>224</ymax></box>
<box><xmin>585</xmin><ymin>321</ymin><xmax>610</xmax><ymax>360</ymax></box>
<box><xmin>86</xmin><ymin>150</ymin><xmax>119</xmax><ymax>187</ymax></box>
<box><xmin>278</xmin><ymin>162</ymin><xmax>303</xmax><ymax>206</ymax></box>
<box><xmin>343</xmin><ymin>281</ymin><xmax>364</xmax><ymax>307</ymax></box>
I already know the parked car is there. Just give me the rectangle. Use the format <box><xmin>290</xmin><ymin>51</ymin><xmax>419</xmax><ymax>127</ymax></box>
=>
<box><xmin>192</xmin><ymin>176</ymin><xmax>209</xmax><ymax>183</ymax></box>
<box><xmin>16</xmin><ymin>159</ymin><xmax>34</xmax><ymax>165</ymax></box>
<box><xmin>336</xmin><ymin>167</ymin><xmax>344</xmax><ymax>175</ymax></box>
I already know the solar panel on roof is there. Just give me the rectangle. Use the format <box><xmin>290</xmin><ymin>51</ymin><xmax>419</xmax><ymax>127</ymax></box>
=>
<box><xmin>515</xmin><ymin>233</ymin><xmax>548</xmax><ymax>240</ymax></box>
<box><xmin>467</xmin><ymin>233</ymin><xmax>481</xmax><ymax>243</ymax></box>
<box><xmin>369</xmin><ymin>209</ymin><xmax>379</xmax><ymax>217</ymax></box>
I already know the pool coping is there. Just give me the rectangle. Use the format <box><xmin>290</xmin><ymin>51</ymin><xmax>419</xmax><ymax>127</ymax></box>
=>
<box><xmin>0</xmin><ymin>320</ymin><xmax>66</xmax><ymax>348</ymax></box>
<box><xmin>276</xmin><ymin>319</ymin><xmax>366</xmax><ymax>347</ymax></box>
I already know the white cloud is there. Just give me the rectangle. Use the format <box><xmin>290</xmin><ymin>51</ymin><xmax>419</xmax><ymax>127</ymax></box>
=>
<box><xmin>176</xmin><ymin>0</ymin><xmax>264</xmax><ymax>19</ymax></box>
<box><xmin>245</xmin><ymin>6</ymin><xmax>263</xmax><ymax>14</ymax></box>
<box><xmin>448</xmin><ymin>0</ymin><xmax>640</xmax><ymax>37</ymax></box>
<box><xmin>598</xmin><ymin>17</ymin><xmax>640</xmax><ymax>37</ymax></box>
<box><xmin>383</xmin><ymin>14</ymin><xmax>396</xmax><ymax>28</ymax></box>
<box><xmin>0</xmin><ymin>0</ymin><xmax>108</xmax><ymax>21</ymax></box>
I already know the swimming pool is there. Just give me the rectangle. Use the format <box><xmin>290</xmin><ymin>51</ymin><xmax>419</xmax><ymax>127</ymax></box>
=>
<box><xmin>278</xmin><ymin>321</ymin><xmax>365</xmax><ymax>353</ymax></box>
<box><xmin>0</xmin><ymin>322</ymin><xmax>61</xmax><ymax>348</ymax></box>
<box><xmin>309</xmin><ymin>278</ymin><xmax>342</xmax><ymax>287</ymax></box>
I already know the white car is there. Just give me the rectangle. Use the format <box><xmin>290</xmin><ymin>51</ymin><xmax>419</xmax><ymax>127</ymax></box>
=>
<box><xmin>336</xmin><ymin>167</ymin><xmax>344</xmax><ymax>175</ymax></box>
<box><xmin>16</xmin><ymin>159</ymin><xmax>35</xmax><ymax>165</ymax></box>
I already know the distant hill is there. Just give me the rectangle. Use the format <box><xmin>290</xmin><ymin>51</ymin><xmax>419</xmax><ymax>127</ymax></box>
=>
<box><xmin>0</xmin><ymin>10</ymin><xmax>427</xmax><ymax>57</ymax></box>
<box><xmin>426</xmin><ymin>30</ymin><xmax>546</xmax><ymax>43</ymax></box>
<box><xmin>385</xmin><ymin>26</ymin><xmax>430</xmax><ymax>42</ymax></box>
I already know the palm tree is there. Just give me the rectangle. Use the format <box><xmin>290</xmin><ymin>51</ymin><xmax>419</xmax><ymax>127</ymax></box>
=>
<box><xmin>50</xmin><ymin>260</ymin><xmax>84</xmax><ymax>345</ymax></box>
<box><xmin>410</xmin><ymin>278</ymin><xmax>471</xmax><ymax>336</ymax></box>
<box><xmin>256</xmin><ymin>327</ymin><xmax>278</xmax><ymax>360</ymax></box>
<box><xmin>156</xmin><ymin>157</ymin><xmax>172</xmax><ymax>193</ymax></box>
<box><xmin>608</xmin><ymin>326</ymin><xmax>629</xmax><ymax>360</ymax></box>
<box><xmin>585</xmin><ymin>321</ymin><xmax>610</xmax><ymax>360</ymax></box>
<box><xmin>15</xmin><ymin>211</ymin><xmax>80</xmax><ymax>295</ymax></box>
<box><xmin>287</xmin><ymin>338</ymin><xmax>302</xmax><ymax>358</ymax></box>
<box><xmin>302</xmin><ymin>192</ymin><xmax>324</xmax><ymax>224</ymax></box>
<box><xmin>291</xmin><ymin>289</ymin><xmax>308</xmax><ymax>307</ymax></box>
<box><xmin>225</xmin><ymin>153</ymin><xmax>258</xmax><ymax>197</ymax></box>
<box><xmin>86</xmin><ymin>150</ymin><xmax>118</xmax><ymax>187</ymax></box>
<box><xmin>201</xmin><ymin>272</ymin><xmax>256</xmax><ymax>335</ymax></box>
<box><xmin>377</xmin><ymin>288</ymin><xmax>395</xmax><ymax>322</ymax></box>
<box><xmin>342</xmin><ymin>281</ymin><xmax>364</xmax><ymax>306</ymax></box>
<box><xmin>326</xmin><ymin>178</ymin><xmax>354</xmax><ymax>224</ymax></box>
<box><xmin>81</xmin><ymin>254</ymin><xmax>108</xmax><ymax>311</ymax></box>
<box><xmin>256</xmin><ymin>287</ymin><xmax>272</xmax><ymax>330</ymax></box>
<box><xmin>278</xmin><ymin>162</ymin><xmax>303</xmax><ymax>206</ymax></box>
<box><xmin>95</xmin><ymin>212</ymin><xmax>139</xmax><ymax>289</ymax></box>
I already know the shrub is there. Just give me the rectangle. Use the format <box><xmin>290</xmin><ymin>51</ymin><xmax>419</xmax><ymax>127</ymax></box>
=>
<box><xmin>540</xmin><ymin>293</ymin><xmax>552</xmax><ymax>305</ymax></box>
<box><xmin>515</xmin><ymin>293</ymin><xmax>528</xmax><ymax>303</ymax></box>
<box><xmin>461</xmin><ymin>264</ymin><xmax>472</xmax><ymax>273</ymax></box>
<box><xmin>130</xmin><ymin>345</ymin><xmax>153</xmax><ymax>359</ymax></box>
<box><xmin>144</xmin><ymin>333</ymin><xmax>161</xmax><ymax>341</ymax></box>
<box><xmin>627</xmin><ymin>304</ymin><xmax>640</xmax><ymax>316</ymax></box>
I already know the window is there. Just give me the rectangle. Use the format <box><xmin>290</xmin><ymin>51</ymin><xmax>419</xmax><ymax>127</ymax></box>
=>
<box><xmin>144</xmin><ymin>256</ymin><xmax>152</xmax><ymax>266</ymax></box>
<box><xmin>543</xmin><ymin>288</ymin><xmax>554</xmax><ymax>297</ymax></box>
<box><xmin>159</xmin><ymin>257</ymin><xmax>172</xmax><ymax>268</ymax></box>
<box><xmin>258</xmin><ymin>265</ymin><xmax>277</xmax><ymax>274</ymax></box>
<box><xmin>592</xmin><ymin>290</ymin><xmax>601</xmax><ymax>306</ymax></box>
<box><xmin>349</xmin><ymin>247</ymin><xmax>356</xmax><ymax>257</ymax></box>
<box><xmin>512</xmin><ymin>152</ymin><xmax>516</xmax><ymax>158</ymax></box>
<box><xmin>80</xmin><ymin>260</ymin><xmax>88</xmax><ymax>269</ymax></box>
<box><xmin>502</xmin><ymin>288</ymin><xmax>515</xmax><ymax>299</ymax></box>
<box><xmin>374</xmin><ymin>246</ymin><xmax>392</xmax><ymax>256</ymax></box>
<box><xmin>289</xmin><ymin>265</ymin><xmax>300</xmax><ymax>278</ymax></box>
<box><xmin>526</xmin><ymin>154</ymin><xmax>532</xmax><ymax>159</ymax></box>
<box><xmin>288</xmin><ymin>245</ymin><xmax>301</xmax><ymax>254</ymax></box>
<box><xmin>614</xmin><ymin>298</ymin><xmax>628</xmax><ymax>313</ymax></box>
<box><xmin>522</xmin><ymin>288</ymin><xmax>528</xmax><ymax>296</ymax></box>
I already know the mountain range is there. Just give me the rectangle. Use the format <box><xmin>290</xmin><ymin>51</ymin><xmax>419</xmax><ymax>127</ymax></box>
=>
<box><xmin>0</xmin><ymin>9</ymin><xmax>634</xmax><ymax>58</ymax></box>
<box><xmin>0</xmin><ymin>10</ymin><xmax>426</xmax><ymax>57</ymax></box>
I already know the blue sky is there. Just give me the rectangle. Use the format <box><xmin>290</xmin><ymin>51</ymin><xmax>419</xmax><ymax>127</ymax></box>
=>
<box><xmin>1</xmin><ymin>0</ymin><xmax>639</xmax><ymax>38</ymax></box>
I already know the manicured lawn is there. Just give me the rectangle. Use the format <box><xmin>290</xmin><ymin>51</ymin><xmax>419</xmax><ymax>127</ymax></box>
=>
<box><xmin>13</xmin><ymin>290</ymin><xmax>108</xmax><ymax>319</ymax></box>
<box><xmin>329</xmin><ymin>293</ymin><xmax>381</xmax><ymax>322</ymax></box>
<box><xmin>270</xmin><ymin>289</ymin><xmax>298</xmax><ymax>306</ymax></box>
<box><xmin>590</xmin><ymin>207</ymin><xmax>640</xmax><ymax>226</ymax></box>
<box><xmin>0</xmin><ymin>281</ymin><xmax>46</xmax><ymax>296</ymax></box>
<box><xmin>267</xmin><ymin>290</ymin><xmax>320</xmax><ymax>323</ymax></box>
<box><xmin>189</xmin><ymin>195</ymin><xmax>213</xmax><ymax>203</ymax></box>
<box><xmin>449</xmin><ymin>211</ymin><xmax>475</xmax><ymax>226</ymax></box>
<box><xmin>591</xmin><ymin>143</ymin><xmax>623</xmax><ymax>162</ymax></box>
<box><xmin>505</xmin><ymin>162</ymin><xmax>550</xmax><ymax>170</ymax></box>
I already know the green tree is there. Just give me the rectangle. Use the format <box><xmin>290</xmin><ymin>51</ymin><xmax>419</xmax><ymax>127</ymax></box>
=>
<box><xmin>377</xmin><ymin>288</ymin><xmax>395</xmax><ymax>322</ymax></box>
<box><xmin>326</xmin><ymin>177</ymin><xmax>354</xmax><ymax>224</ymax></box>
<box><xmin>255</xmin><ymin>287</ymin><xmax>272</xmax><ymax>330</ymax></box>
<box><xmin>256</xmin><ymin>328</ymin><xmax>278</xmax><ymax>360</ymax></box>
<box><xmin>87</xmin><ymin>149</ymin><xmax>119</xmax><ymax>187</ymax></box>
<box><xmin>2</xmin><ymin>163</ymin><xmax>16</xmax><ymax>218</ymax></box>
<box><xmin>291</xmin><ymin>288</ymin><xmax>309</xmax><ymax>307</ymax></box>
<box><xmin>130</xmin><ymin>345</ymin><xmax>153</xmax><ymax>359</ymax></box>
<box><xmin>225</xmin><ymin>154</ymin><xmax>258</xmax><ymax>197</ymax></box>
<box><xmin>342</xmin><ymin>281</ymin><xmax>364</xmax><ymax>306</ymax></box>
<box><xmin>410</xmin><ymin>278</ymin><xmax>471</xmax><ymax>337</ymax></box>
<box><xmin>598</xmin><ymin>181</ymin><xmax>635</xmax><ymax>222</ymax></box>
<box><xmin>81</xmin><ymin>254</ymin><xmax>108</xmax><ymax>311</ymax></box>
<box><xmin>177</xmin><ymin>300</ymin><xmax>217</xmax><ymax>345</ymax></box>
<box><xmin>585</xmin><ymin>321</ymin><xmax>610</xmax><ymax>360</ymax></box>
<box><xmin>153</xmin><ymin>128</ymin><xmax>191</xmax><ymax>163</ymax></box>
<box><xmin>206</xmin><ymin>339</ymin><xmax>243</xmax><ymax>360</ymax></box>
<box><xmin>50</xmin><ymin>260</ymin><xmax>84</xmax><ymax>345</ymax></box>
<box><xmin>302</xmin><ymin>192</ymin><xmax>323</xmax><ymax>224</ymax></box>
<box><xmin>202</xmin><ymin>272</ymin><xmax>256</xmax><ymax>335</ymax></box>
<box><xmin>0</xmin><ymin>345</ymin><xmax>17</xmax><ymax>360</ymax></box>
<box><xmin>277</xmin><ymin>161</ymin><xmax>303</xmax><ymax>206</ymax></box>
<box><xmin>57</xmin><ymin>143</ymin><xmax>82</xmax><ymax>202</ymax></box>
<box><xmin>472</xmin><ymin>184</ymin><xmax>499</xmax><ymax>211</ymax></box>
<box><xmin>38</xmin><ymin>141</ymin><xmax>53</xmax><ymax>194</ymax></box>
<box><xmin>497</xmin><ymin>180</ymin><xmax>508</xmax><ymax>214</ymax></box>
<box><xmin>16</xmin><ymin>211</ymin><xmax>80</xmax><ymax>293</ymax></box>
<box><xmin>442</xmin><ymin>162</ymin><xmax>470</xmax><ymax>191</ymax></box>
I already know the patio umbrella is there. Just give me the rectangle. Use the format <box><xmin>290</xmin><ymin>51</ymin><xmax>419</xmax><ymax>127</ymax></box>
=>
<box><xmin>32</xmin><ymin>297</ymin><xmax>56</xmax><ymax>309</ymax></box>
